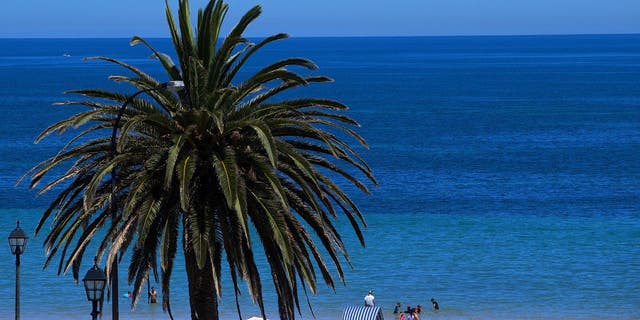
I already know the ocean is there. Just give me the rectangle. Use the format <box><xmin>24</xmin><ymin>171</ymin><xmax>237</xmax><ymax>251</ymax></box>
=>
<box><xmin>0</xmin><ymin>35</ymin><xmax>639</xmax><ymax>319</ymax></box>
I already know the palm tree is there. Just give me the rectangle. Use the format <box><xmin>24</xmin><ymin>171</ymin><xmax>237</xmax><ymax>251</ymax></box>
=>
<box><xmin>25</xmin><ymin>0</ymin><xmax>376</xmax><ymax>319</ymax></box>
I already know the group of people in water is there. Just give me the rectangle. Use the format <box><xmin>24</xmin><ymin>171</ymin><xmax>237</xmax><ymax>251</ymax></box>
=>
<box><xmin>364</xmin><ymin>290</ymin><xmax>439</xmax><ymax>319</ymax></box>
<box><xmin>123</xmin><ymin>287</ymin><xmax>159</xmax><ymax>304</ymax></box>
<box><xmin>392</xmin><ymin>299</ymin><xmax>438</xmax><ymax>320</ymax></box>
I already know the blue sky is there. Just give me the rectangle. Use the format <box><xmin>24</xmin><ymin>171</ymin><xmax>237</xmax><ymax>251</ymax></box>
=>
<box><xmin>2</xmin><ymin>0</ymin><xmax>639</xmax><ymax>38</ymax></box>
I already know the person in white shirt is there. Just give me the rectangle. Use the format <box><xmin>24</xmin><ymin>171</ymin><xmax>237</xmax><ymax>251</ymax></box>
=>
<box><xmin>364</xmin><ymin>290</ymin><xmax>375</xmax><ymax>306</ymax></box>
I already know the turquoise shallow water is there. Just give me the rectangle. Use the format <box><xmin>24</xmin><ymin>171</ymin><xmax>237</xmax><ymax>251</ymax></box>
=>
<box><xmin>1</xmin><ymin>35</ymin><xmax>639</xmax><ymax>319</ymax></box>
<box><xmin>1</xmin><ymin>209</ymin><xmax>638</xmax><ymax>319</ymax></box>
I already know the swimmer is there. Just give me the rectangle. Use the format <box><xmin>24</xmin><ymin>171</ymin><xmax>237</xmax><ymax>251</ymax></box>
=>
<box><xmin>430</xmin><ymin>298</ymin><xmax>439</xmax><ymax>311</ymax></box>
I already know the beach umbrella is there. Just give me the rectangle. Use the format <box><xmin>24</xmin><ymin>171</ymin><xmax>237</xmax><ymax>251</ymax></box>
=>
<box><xmin>343</xmin><ymin>305</ymin><xmax>384</xmax><ymax>320</ymax></box>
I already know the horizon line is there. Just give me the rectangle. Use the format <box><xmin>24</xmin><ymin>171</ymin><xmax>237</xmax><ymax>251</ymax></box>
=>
<box><xmin>1</xmin><ymin>32</ymin><xmax>639</xmax><ymax>40</ymax></box>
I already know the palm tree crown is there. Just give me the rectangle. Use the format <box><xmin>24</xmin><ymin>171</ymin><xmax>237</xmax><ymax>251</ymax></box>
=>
<box><xmin>25</xmin><ymin>1</ymin><xmax>376</xmax><ymax>319</ymax></box>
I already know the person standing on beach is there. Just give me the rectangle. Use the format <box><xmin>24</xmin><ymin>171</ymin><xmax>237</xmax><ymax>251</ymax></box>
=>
<box><xmin>364</xmin><ymin>290</ymin><xmax>375</xmax><ymax>306</ymax></box>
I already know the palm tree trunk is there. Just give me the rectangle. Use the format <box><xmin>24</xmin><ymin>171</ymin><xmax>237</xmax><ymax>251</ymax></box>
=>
<box><xmin>184</xmin><ymin>229</ymin><xmax>218</xmax><ymax>320</ymax></box>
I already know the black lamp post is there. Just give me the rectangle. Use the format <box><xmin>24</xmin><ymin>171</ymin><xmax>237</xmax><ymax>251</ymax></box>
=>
<box><xmin>109</xmin><ymin>80</ymin><xmax>184</xmax><ymax>320</ymax></box>
<box><xmin>83</xmin><ymin>264</ymin><xmax>107</xmax><ymax>320</ymax></box>
<box><xmin>8</xmin><ymin>220</ymin><xmax>28</xmax><ymax>320</ymax></box>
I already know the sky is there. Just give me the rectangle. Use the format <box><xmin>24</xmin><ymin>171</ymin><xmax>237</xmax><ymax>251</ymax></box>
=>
<box><xmin>1</xmin><ymin>0</ymin><xmax>639</xmax><ymax>38</ymax></box>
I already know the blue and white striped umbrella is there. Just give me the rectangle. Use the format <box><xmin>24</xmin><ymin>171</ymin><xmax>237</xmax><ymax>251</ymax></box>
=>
<box><xmin>343</xmin><ymin>305</ymin><xmax>384</xmax><ymax>320</ymax></box>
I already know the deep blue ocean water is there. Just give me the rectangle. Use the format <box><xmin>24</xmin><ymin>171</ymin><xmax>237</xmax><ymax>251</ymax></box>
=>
<box><xmin>0</xmin><ymin>35</ymin><xmax>639</xmax><ymax>319</ymax></box>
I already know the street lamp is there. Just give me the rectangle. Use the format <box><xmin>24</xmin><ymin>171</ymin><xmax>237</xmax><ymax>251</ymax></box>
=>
<box><xmin>109</xmin><ymin>80</ymin><xmax>184</xmax><ymax>320</ymax></box>
<box><xmin>83</xmin><ymin>264</ymin><xmax>107</xmax><ymax>320</ymax></box>
<box><xmin>8</xmin><ymin>220</ymin><xmax>28</xmax><ymax>320</ymax></box>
